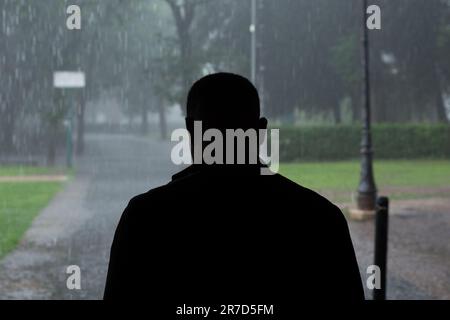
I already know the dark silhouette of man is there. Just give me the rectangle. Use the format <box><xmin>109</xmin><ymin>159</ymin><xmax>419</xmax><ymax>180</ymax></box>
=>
<box><xmin>104</xmin><ymin>73</ymin><xmax>364</xmax><ymax>303</ymax></box>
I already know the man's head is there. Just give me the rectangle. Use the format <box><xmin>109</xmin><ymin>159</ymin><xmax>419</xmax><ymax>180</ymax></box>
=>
<box><xmin>186</xmin><ymin>73</ymin><xmax>267</xmax><ymax>131</ymax></box>
<box><xmin>185</xmin><ymin>73</ymin><xmax>268</xmax><ymax>167</ymax></box>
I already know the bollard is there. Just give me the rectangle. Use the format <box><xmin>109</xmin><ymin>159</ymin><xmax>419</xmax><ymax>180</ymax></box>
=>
<box><xmin>373</xmin><ymin>196</ymin><xmax>389</xmax><ymax>300</ymax></box>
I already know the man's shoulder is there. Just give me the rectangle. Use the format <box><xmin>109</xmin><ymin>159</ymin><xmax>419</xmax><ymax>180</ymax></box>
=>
<box><xmin>128</xmin><ymin>171</ymin><xmax>340</xmax><ymax>204</ymax></box>
<box><xmin>271</xmin><ymin>173</ymin><xmax>338</xmax><ymax>205</ymax></box>
<box><xmin>123</xmin><ymin>176</ymin><xmax>194</xmax><ymax>212</ymax></box>
<box><xmin>127</xmin><ymin>184</ymin><xmax>171</xmax><ymax>207</ymax></box>
<box><xmin>122</xmin><ymin>171</ymin><xmax>345</xmax><ymax>222</ymax></box>
<box><xmin>269</xmin><ymin>173</ymin><xmax>347</xmax><ymax>223</ymax></box>
<box><xmin>115</xmin><ymin>183</ymin><xmax>173</xmax><ymax>228</ymax></box>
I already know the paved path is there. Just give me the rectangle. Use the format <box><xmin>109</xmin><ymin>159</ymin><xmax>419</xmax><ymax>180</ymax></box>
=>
<box><xmin>348</xmin><ymin>200</ymin><xmax>450</xmax><ymax>300</ymax></box>
<box><xmin>0</xmin><ymin>133</ymin><xmax>448</xmax><ymax>299</ymax></box>
<box><xmin>0</xmin><ymin>134</ymin><xmax>177</xmax><ymax>299</ymax></box>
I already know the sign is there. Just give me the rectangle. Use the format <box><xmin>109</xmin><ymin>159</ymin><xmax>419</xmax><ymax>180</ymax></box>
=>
<box><xmin>53</xmin><ymin>71</ymin><xmax>85</xmax><ymax>88</ymax></box>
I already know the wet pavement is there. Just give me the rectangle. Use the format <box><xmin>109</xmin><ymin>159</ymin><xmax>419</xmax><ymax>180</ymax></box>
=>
<box><xmin>0</xmin><ymin>134</ymin><xmax>178</xmax><ymax>299</ymax></box>
<box><xmin>0</xmin><ymin>133</ymin><xmax>448</xmax><ymax>299</ymax></box>
<box><xmin>349</xmin><ymin>205</ymin><xmax>450</xmax><ymax>300</ymax></box>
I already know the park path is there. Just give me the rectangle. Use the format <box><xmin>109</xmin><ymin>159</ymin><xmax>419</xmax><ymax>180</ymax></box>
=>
<box><xmin>0</xmin><ymin>133</ymin><xmax>178</xmax><ymax>299</ymax></box>
<box><xmin>348</xmin><ymin>199</ymin><xmax>450</xmax><ymax>300</ymax></box>
<box><xmin>0</xmin><ymin>133</ymin><xmax>448</xmax><ymax>299</ymax></box>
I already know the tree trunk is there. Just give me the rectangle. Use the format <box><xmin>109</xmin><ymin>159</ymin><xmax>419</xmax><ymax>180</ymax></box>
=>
<box><xmin>0</xmin><ymin>105</ymin><xmax>15</xmax><ymax>154</ymax></box>
<box><xmin>141</xmin><ymin>106</ymin><xmax>149</xmax><ymax>135</ymax></box>
<box><xmin>179</xmin><ymin>29</ymin><xmax>192</xmax><ymax>116</ymax></box>
<box><xmin>434</xmin><ymin>86</ymin><xmax>448</xmax><ymax>123</ymax></box>
<box><xmin>158</xmin><ymin>102</ymin><xmax>168</xmax><ymax>140</ymax></box>
<box><xmin>434</xmin><ymin>63</ymin><xmax>449</xmax><ymax>123</ymax></box>
<box><xmin>333</xmin><ymin>103</ymin><xmax>341</xmax><ymax>124</ymax></box>
<box><xmin>47</xmin><ymin>123</ymin><xmax>57</xmax><ymax>166</ymax></box>
<box><xmin>166</xmin><ymin>0</ymin><xmax>195</xmax><ymax>116</ymax></box>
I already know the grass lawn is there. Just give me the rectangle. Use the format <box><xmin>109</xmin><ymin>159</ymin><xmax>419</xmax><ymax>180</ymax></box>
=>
<box><xmin>0</xmin><ymin>166</ymin><xmax>70</xmax><ymax>176</ymax></box>
<box><xmin>0</xmin><ymin>166</ymin><xmax>67</xmax><ymax>259</ymax></box>
<box><xmin>279</xmin><ymin>160</ymin><xmax>450</xmax><ymax>202</ymax></box>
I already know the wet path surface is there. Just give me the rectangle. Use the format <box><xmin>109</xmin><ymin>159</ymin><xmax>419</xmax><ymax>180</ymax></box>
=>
<box><xmin>0</xmin><ymin>133</ymin><xmax>448</xmax><ymax>299</ymax></box>
<box><xmin>349</xmin><ymin>206</ymin><xmax>450</xmax><ymax>300</ymax></box>
<box><xmin>0</xmin><ymin>134</ymin><xmax>177</xmax><ymax>299</ymax></box>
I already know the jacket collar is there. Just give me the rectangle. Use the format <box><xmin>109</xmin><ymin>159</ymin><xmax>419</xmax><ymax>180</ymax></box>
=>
<box><xmin>172</xmin><ymin>163</ymin><xmax>267</xmax><ymax>181</ymax></box>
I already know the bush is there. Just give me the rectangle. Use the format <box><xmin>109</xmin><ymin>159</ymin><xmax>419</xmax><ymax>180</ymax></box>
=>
<box><xmin>277</xmin><ymin>124</ymin><xmax>450</xmax><ymax>161</ymax></box>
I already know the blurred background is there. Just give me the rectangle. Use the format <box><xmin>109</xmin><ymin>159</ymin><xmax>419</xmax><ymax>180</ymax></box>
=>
<box><xmin>0</xmin><ymin>0</ymin><xmax>449</xmax><ymax>299</ymax></box>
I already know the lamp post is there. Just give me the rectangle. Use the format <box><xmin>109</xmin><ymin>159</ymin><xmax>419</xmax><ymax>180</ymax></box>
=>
<box><xmin>356</xmin><ymin>0</ymin><xmax>377</xmax><ymax>215</ymax></box>
<box><xmin>250</xmin><ymin>0</ymin><xmax>256</xmax><ymax>84</ymax></box>
<box><xmin>250</xmin><ymin>0</ymin><xmax>265</xmax><ymax>114</ymax></box>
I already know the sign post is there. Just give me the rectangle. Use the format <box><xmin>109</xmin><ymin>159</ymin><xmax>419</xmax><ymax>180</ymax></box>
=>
<box><xmin>53</xmin><ymin>71</ymin><xmax>85</xmax><ymax>168</ymax></box>
<box><xmin>53</xmin><ymin>71</ymin><xmax>85</xmax><ymax>89</ymax></box>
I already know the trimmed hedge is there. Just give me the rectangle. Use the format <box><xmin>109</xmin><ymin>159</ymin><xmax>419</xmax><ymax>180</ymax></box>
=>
<box><xmin>277</xmin><ymin>124</ymin><xmax>450</xmax><ymax>161</ymax></box>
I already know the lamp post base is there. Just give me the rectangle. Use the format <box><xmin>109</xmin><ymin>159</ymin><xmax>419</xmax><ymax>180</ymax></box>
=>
<box><xmin>349</xmin><ymin>208</ymin><xmax>375</xmax><ymax>221</ymax></box>
<box><xmin>357</xmin><ymin>190</ymin><xmax>377</xmax><ymax>211</ymax></box>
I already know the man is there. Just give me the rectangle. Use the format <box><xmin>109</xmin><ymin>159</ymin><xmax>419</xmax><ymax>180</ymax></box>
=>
<box><xmin>104</xmin><ymin>73</ymin><xmax>364</xmax><ymax>302</ymax></box>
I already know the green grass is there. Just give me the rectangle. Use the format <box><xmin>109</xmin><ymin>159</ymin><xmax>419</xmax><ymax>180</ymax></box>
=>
<box><xmin>279</xmin><ymin>160</ymin><xmax>450</xmax><ymax>201</ymax></box>
<box><xmin>0</xmin><ymin>166</ymin><xmax>71</xmax><ymax>177</ymax></box>
<box><xmin>0</xmin><ymin>166</ymin><xmax>69</xmax><ymax>259</ymax></box>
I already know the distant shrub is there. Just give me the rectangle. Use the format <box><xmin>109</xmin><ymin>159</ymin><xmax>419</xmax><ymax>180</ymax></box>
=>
<box><xmin>277</xmin><ymin>124</ymin><xmax>450</xmax><ymax>161</ymax></box>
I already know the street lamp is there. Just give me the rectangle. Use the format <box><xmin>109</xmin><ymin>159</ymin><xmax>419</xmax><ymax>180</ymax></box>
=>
<box><xmin>250</xmin><ymin>0</ymin><xmax>256</xmax><ymax>84</ymax></box>
<box><xmin>355</xmin><ymin>0</ymin><xmax>377</xmax><ymax>216</ymax></box>
<box><xmin>250</xmin><ymin>0</ymin><xmax>265</xmax><ymax>115</ymax></box>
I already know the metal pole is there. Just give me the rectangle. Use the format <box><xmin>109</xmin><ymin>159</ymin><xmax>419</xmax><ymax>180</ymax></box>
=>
<box><xmin>64</xmin><ymin>91</ymin><xmax>73</xmax><ymax>169</ymax></box>
<box><xmin>250</xmin><ymin>0</ymin><xmax>256</xmax><ymax>84</ymax></box>
<box><xmin>374</xmin><ymin>196</ymin><xmax>389</xmax><ymax>300</ymax></box>
<box><xmin>260</xmin><ymin>65</ymin><xmax>265</xmax><ymax>115</ymax></box>
<box><xmin>258</xmin><ymin>0</ymin><xmax>265</xmax><ymax>116</ymax></box>
<box><xmin>76</xmin><ymin>90</ymin><xmax>85</xmax><ymax>155</ymax></box>
<box><xmin>357</xmin><ymin>0</ymin><xmax>377</xmax><ymax>211</ymax></box>
<box><xmin>66</xmin><ymin>117</ymin><xmax>73</xmax><ymax>168</ymax></box>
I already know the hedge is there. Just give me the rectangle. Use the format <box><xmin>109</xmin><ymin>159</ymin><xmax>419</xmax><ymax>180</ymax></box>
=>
<box><xmin>277</xmin><ymin>124</ymin><xmax>450</xmax><ymax>161</ymax></box>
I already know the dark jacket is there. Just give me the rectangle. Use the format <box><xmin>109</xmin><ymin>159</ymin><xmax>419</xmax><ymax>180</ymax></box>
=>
<box><xmin>104</xmin><ymin>165</ymin><xmax>364</xmax><ymax>302</ymax></box>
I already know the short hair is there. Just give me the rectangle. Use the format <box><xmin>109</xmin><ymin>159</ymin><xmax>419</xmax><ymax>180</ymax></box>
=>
<box><xmin>186</xmin><ymin>73</ymin><xmax>260</xmax><ymax>129</ymax></box>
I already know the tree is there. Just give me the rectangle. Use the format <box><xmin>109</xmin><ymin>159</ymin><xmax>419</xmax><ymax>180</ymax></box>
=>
<box><xmin>163</xmin><ymin>0</ymin><xmax>214</xmax><ymax>113</ymax></box>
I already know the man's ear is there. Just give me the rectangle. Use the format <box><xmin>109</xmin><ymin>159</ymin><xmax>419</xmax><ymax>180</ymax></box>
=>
<box><xmin>258</xmin><ymin>117</ymin><xmax>268</xmax><ymax>130</ymax></box>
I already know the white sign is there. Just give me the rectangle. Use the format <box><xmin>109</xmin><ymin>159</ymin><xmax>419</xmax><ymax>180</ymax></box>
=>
<box><xmin>53</xmin><ymin>71</ymin><xmax>85</xmax><ymax>88</ymax></box>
